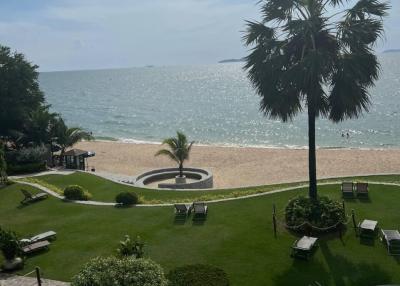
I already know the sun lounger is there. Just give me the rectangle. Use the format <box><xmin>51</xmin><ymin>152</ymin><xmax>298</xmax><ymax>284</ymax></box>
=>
<box><xmin>291</xmin><ymin>236</ymin><xmax>318</xmax><ymax>260</ymax></box>
<box><xmin>381</xmin><ymin>229</ymin><xmax>400</xmax><ymax>255</ymax></box>
<box><xmin>20</xmin><ymin>189</ymin><xmax>48</xmax><ymax>205</ymax></box>
<box><xmin>174</xmin><ymin>204</ymin><xmax>192</xmax><ymax>216</ymax></box>
<box><xmin>355</xmin><ymin>182</ymin><xmax>369</xmax><ymax>198</ymax></box>
<box><xmin>20</xmin><ymin>231</ymin><xmax>57</xmax><ymax>245</ymax></box>
<box><xmin>22</xmin><ymin>240</ymin><xmax>50</xmax><ymax>255</ymax></box>
<box><xmin>193</xmin><ymin>202</ymin><xmax>208</xmax><ymax>216</ymax></box>
<box><xmin>341</xmin><ymin>182</ymin><xmax>354</xmax><ymax>198</ymax></box>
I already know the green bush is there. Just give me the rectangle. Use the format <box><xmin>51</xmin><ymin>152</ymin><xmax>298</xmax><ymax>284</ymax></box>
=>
<box><xmin>64</xmin><ymin>185</ymin><xmax>92</xmax><ymax>201</ymax></box>
<box><xmin>117</xmin><ymin>235</ymin><xmax>144</xmax><ymax>258</ymax></box>
<box><xmin>115</xmin><ymin>192</ymin><xmax>138</xmax><ymax>206</ymax></box>
<box><xmin>285</xmin><ymin>196</ymin><xmax>345</xmax><ymax>230</ymax></box>
<box><xmin>0</xmin><ymin>227</ymin><xmax>22</xmax><ymax>260</ymax></box>
<box><xmin>168</xmin><ymin>264</ymin><xmax>229</xmax><ymax>286</ymax></box>
<box><xmin>5</xmin><ymin>145</ymin><xmax>49</xmax><ymax>164</ymax></box>
<box><xmin>7</xmin><ymin>162</ymin><xmax>46</xmax><ymax>175</ymax></box>
<box><xmin>71</xmin><ymin>257</ymin><xmax>167</xmax><ymax>286</ymax></box>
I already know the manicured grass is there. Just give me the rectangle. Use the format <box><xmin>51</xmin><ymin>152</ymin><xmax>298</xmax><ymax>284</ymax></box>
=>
<box><xmin>21</xmin><ymin>172</ymin><xmax>400</xmax><ymax>203</ymax></box>
<box><xmin>1</xmin><ymin>177</ymin><xmax>400</xmax><ymax>285</ymax></box>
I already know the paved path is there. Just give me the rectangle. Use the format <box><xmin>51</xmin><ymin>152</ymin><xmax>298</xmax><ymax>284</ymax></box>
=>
<box><xmin>0</xmin><ymin>273</ymin><xmax>69</xmax><ymax>286</ymax></box>
<box><xmin>14</xmin><ymin>178</ymin><xmax>400</xmax><ymax>208</ymax></box>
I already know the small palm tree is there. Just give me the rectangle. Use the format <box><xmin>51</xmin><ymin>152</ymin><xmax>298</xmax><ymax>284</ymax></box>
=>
<box><xmin>52</xmin><ymin>117</ymin><xmax>93</xmax><ymax>160</ymax></box>
<box><xmin>243</xmin><ymin>0</ymin><xmax>389</xmax><ymax>199</ymax></box>
<box><xmin>155</xmin><ymin>132</ymin><xmax>194</xmax><ymax>178</ymax></box>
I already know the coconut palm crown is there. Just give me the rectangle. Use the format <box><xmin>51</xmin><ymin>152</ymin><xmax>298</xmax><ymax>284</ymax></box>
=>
<box><xmin>155</xmin><ymin>132</ymin><xmax>194</xmax><ymax>177</ymax></box>
<box><xmin>243</xmin><ymin>0</ymin><xmax>389</xmax><ymax>199</ymax></box>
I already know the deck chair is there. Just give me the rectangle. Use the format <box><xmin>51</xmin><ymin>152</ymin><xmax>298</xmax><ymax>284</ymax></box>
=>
<box><xmin>193</xmin><ymin>202</ymin><xmax>208</xmax><ymax>217</ymax></box>
<box><xmin>356</xmin><ymin>182</ymin><xmax>369</xmax><ymax>198</ymax></box>
<box><xmin>341</xmin><ymin>182</ymin><xmax>354</xmax><ymax>198</ymax></box>
<box><xmin>20</xmin><ymin>231</ymin><xmax>57</xmax><ymax>245</ymax></box>
<box><xmin>174</xmin><ymin>204</ymin><xmax>192</xmax><ymax>216</ymax></box>
<box><xmin>381</xmin><ymin>229</ymin><xmax>400</xmax><ymax>256</ymax></box>
<box><xmin>20</xmin><ymin>189</ymin><xmax>48</xmax><ymax>205</ymax></box>
<box><xmin>22</xmin><ymin>240</ymin><xmax>50</xmax><ymax>255</ymax></box>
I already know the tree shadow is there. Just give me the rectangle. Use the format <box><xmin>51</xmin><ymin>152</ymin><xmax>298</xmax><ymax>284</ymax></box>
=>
<box><xmin>273</xmin><ymin>241</ymin><xmax>392</xmax><ymax>286</ymax></box>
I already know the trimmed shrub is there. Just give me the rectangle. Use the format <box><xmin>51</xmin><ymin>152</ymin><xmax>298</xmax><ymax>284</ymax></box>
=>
<box><xmin>64</xmin><ymin>185</ymin><xmax>92</xmax><ymax>201</ymax></box>
<box><xmin>168</xmin><ymin>264</ymin><xmax>229</xmax><ymax>286</ymax></box>
<box><xmin>115</xmin><ymin>192</ymin><xmax>138</xmax><ymax>206</ymax></box>
<box><xmin>71</xmin><ymin>257</ymin><xmax>168</xmax><ymax>286</ymax></box>
<box><xmin>285</xmin><ymin>196</ymin><xmax>345</xmax><ymax>231</ymax></box>
<box><xmin>7</xmin><ymin>162</ymin><xmax>46</xmax><ymax>175</ymax></box>
<box><xmin>117</xmin><ymin>235</ymin><xmax>144</xmax><ymax>258</ymax></box>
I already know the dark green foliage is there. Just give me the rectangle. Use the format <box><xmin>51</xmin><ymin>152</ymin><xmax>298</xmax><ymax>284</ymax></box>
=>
<box><xmin>243</xmin><ymin>0</ymin><xmax>389</xmax><ymax>199</ymax></box>
<box><xmin>168</xmin><ymin>264</ymin><xmax>229</xmax><ymax>286</ymax></box>
<box><xmin>0</xmin><ymin>227</ymin><xmax>22</xmax><ymax>260</ymax></box>
<box><xmin>71</xmin><ymin>257</ymin><xmax>167</xmax><ymax>286</ymax></box>
<box><xmin>7</xmin><ymin>162</ymin><xmax>46</xmax><ymax>175</ymax></box>
<box><xmin>5</xmin><ymin>145</ymin><xmax>49</xmax><ymax>165</ymax></box>
<box><xmin>285</xmin><ymin>196</ymin><xmax>345</xmax><ymax>229</ymax></box>
<box><xmin>0</xmin><ymin>142</ymin><xmax>7</xmax><ymax>183</ymax></box>
<box><xmin>117</xmin><ymin>235</ymin><xmax>144</xmax><ymax>258</ymax></box>
<box><xmin>115</xmin><ymin>192</ymin><xmax>139</xmax><ymax>206</ymax></box>
<box><xmin>63</xmin><ymin>185</ymin><xmax>92</xmax><ymax>201</ymax></box>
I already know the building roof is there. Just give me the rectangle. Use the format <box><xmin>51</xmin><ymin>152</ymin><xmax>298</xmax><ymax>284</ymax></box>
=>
<box><xmin>63</xmin><ymin>149</ymin><xmax>89</xmax><ymax>157</ymax></box>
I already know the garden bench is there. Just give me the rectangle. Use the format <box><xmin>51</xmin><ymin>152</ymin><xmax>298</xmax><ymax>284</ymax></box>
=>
<box><xmin>380</xmin><ymin>229</ymin><xmax>400</xmax><ymax>256</ymax></box>
<box><xmin>22</xmin><ymin>240</ymin><xmax>50</xmax><ymax>255</ymax></box>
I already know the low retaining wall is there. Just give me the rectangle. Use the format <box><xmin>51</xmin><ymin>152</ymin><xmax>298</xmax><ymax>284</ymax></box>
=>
<box><xmin>135</xmin><ymin>167</ymin><xmax>213</xmax><ymax>190</ymax></box>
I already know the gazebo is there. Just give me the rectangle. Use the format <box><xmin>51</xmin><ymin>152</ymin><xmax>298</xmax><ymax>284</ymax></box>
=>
<box><xmin>63</xmin><ymin>149</ymin><xmax>95</xmax><ymax>170</ymax></box>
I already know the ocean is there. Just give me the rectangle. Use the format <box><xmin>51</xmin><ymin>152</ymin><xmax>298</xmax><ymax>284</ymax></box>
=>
<box><xmin>39</xmin><ymin>53</ymin><xmax>400</xmax><ymax>149</ymax></box>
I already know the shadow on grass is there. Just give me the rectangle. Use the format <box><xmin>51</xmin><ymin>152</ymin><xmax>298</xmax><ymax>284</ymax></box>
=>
<box><xmin>173</xmin><ymin>215</ymin><xmax>188</xmax><ymax>225</ymax></box>
<box><xmin>273</xmin><ymin>241</ymin><xmax>391</xmax><ymax>286</ymax></box>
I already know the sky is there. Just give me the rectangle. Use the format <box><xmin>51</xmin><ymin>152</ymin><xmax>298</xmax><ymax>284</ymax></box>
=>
<box><xmin>0</xmin><ymin>0</ymin><xmax>399</xmax><ymax>72</ymax></box>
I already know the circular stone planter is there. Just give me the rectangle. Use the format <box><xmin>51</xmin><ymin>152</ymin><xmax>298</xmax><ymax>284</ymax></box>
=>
<box><xmin>135</xmin><ymin>167</ymin><xmax>213</xmax><ymax>190</ymax></box>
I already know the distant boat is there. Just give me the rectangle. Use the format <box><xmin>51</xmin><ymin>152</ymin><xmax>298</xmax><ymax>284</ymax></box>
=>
<box><xmin>383</xmin><ymin>49</ymin><xmax>400</xmax><ymax>53</ymax></box>
<box><xmin>218</xmin><ymin>58</ymin><xmax>245</xmax><ymax>63</ymax></box>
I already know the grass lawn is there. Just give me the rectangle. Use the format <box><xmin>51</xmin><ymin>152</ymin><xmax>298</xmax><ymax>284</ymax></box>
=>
<box><xmin>1</xmin><ymin>175</ymin><xmax>400</xmax><ymax>285</ymax></box>
<box><xmin>21</xmin><ymin>172</ymin><xmax>400</xmax><ymax>204</ymax></box>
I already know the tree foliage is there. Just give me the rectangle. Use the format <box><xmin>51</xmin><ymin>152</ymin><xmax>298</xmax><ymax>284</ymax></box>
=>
<box><xmin>155</xmin><ymin>131</ymin><xmax>194</xmax><ymax>177</ymax></box>
<box><xmin>243</xmin><ymin>0</ymin><xmax>389</xmax><ymax>198</ymax></box>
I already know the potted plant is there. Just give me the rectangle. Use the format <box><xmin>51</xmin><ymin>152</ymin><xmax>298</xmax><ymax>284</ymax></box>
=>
<box><xmin>0</xmin><ymin>228</ymin><xmax>23</xmax><ymax>270</ymax></box>
<box><xmin>155</xmin><ymin>131</ymin><xmax>194</xmax><ymax>184</ymax></box>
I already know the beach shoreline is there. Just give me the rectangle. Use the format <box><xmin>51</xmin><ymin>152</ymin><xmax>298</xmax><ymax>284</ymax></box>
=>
<box><xmin>77</xmin><ymin>140</ymin><xmax>400</xmax><ymax>189</ymax></box>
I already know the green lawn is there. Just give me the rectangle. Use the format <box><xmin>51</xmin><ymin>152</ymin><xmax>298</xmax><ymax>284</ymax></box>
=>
<box><xmin>22</xmin><ymin>172</ymin><xmax>400</xmax><ymax>204</ymax></box>
<box><xmin>1</xmin><ymin>175</ymin><xmax>400</xmax><ymax>285</ymax></box>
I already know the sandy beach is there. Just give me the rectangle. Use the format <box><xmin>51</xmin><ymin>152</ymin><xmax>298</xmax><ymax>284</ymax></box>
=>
<box><xmin>76</xmin><ymin>141</ymin><xmax>400</xmax><ymax>188</ymax></box>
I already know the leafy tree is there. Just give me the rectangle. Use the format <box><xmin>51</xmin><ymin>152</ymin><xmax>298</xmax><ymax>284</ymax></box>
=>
<box><xmin>243</xmin><ymin>0</ymin><xmax>389</xmax><ymax>199</ymax></box>
<box><xmin>155</xmin><ymin>131</ymin><xmax>194</xmax><ymax>177</ymax></box>
<box><xmin>0</xmin><ymin>141</ymin><xmax>7</xmax><ymax>183</ymax></box>
<box><xmin>0</xmin><ymin>45</ymin><xmax>45</xmax><ymax>139</ymax></box>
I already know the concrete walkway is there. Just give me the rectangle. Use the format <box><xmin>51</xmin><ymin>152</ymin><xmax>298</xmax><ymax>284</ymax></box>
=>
<box><xmin>14</xmin><ymin>178</ymin><xmax>400</xmax><ymax>208</ymax></box>
<box><xmin>0</xmin><ymin>273</ymin><xmax>69</xmax><ymax>286</ymax></box>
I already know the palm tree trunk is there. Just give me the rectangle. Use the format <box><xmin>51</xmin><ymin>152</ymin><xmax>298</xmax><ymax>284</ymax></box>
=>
<box><xmin>179</xmin><ymin>162</ymin><xmax>183</xmax><ymax>177</ymax></box>
<box><xmin>308</xmin><ymin>105</ymin><xmax>317</xmax><ymax>200</ymax></box>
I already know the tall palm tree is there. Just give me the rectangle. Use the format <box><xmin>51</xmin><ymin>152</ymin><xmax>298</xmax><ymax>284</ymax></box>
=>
<box><xmin>243</xmin><ymin>0</ymin><xmax>389</xmax><ymax>199</ymax></box>
<box><xmin>155</xmin><ymin>132</ymin><xmax>194</xmax><ymax>177</ymax></box>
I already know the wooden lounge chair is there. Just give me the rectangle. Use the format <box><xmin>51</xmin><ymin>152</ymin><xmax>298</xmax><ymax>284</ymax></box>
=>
<box><xmin>193</xmin><ymin>202</ymin><xmax>208</xmax><ymax>217</ymax></box>
<box><xmin>174</xmin><ymin>204</ymin><xmax>192</xmax><ymax>216</ymax></box>
<box><xmin>291</xmin><ymin>236</ymin><xmax>318</xmax><ymax>260</ymax></box>
<box><xmin>20</xmin><ymin>189</ymin><xmax>48</xmax><ymax>205</ymax></box>
<box><xmin>356</xmin><ymin>182</ymin><xmax>369</xmax><ymax>198</ymax></box>
<box><xmin>381</xmin><ymin>229</ymin><xmax>400</xmax><ymax>256</ymax></box>
<box><xmin>341</xmin><ymin>182</ymin><xmax>354</xmax><ymax>198</ymax></box>
<box><xmin>22</xmin><ymin>240</ymin><xmax>50</xmax><ymax>255</ymax></box>
<box><xmin>20</xmin><ymin>231</ymin><xmax>57</xmax><ymax>245</ymax></box>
